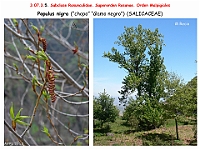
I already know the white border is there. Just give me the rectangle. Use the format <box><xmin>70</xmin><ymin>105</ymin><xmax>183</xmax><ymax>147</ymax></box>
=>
<box><xmin>1</xmin><ymin>0</ymin><xmax>199</xmax><ymax>148</ymax></box>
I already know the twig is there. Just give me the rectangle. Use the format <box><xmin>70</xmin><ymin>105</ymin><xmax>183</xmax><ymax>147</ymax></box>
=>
<box><xmin>4</xmin><ymin>119</ymin><xmax>30</xmax><ymax>146</ymax></box>
<box><xmin>21</xmin><ymin>19</ymin><xmax>38</xmax><ymax>46</ymax></box>
<box><xmin>4</xmin><ymin>22</ymin><xmax>33</xmax><ymax>42</ymax></box>
<box><xmin>57</xmin><ymin>94</ymin><xmax>89</xmax><ymax>105</ymax></box>
<box><xmin>21</xmin><ymin>81</ymin><xmax>47</xmax><ymax>138</ymax></box>
<box><xmin>48</xmin><ymin>104</ymin><xmax>89</xmax><ymax>117</ymax></box>
<box><xmin>40</xmin><ymin>19</ymin><xmax>88</xmax><ymax>60</ymax></box>
<box><xmin>48</xmin><ymin>113</ymin><xmax>89</xmax><ymax>140</ymax></box>
<box><xmin>21</xmin><ymin>84</ymin><xmax>30</xmax><ymax>106</ymax></box>
<box><xmin>4</xmin><ymin>63</ymin><xmax>31</xmax><ymax>82</ymax></box>
<box><xmin>11</xmin><ymin>34</ymin><xmax>34</xmax><ymax>78</ymax></box>
<box><xmin>26</xmin><ymin>130</ymin><xmax>38</xmax><ymax>146</ymax></box>
<box><xmin>44</xmin><ymin>100</ymin><xmax>65</xmax><ymax>145</ymax></box>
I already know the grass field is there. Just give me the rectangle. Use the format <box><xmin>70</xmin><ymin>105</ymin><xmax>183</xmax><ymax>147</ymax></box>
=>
<box><xmin>94</xmin><ymin>117</ymin><xmax>197</xmax><ymax>146</ymax></box>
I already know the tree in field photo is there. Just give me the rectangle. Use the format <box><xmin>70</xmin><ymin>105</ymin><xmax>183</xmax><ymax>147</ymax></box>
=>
<box><xmin>94</xmin><ymin>19</ymin><xmax>197</xmax><ymax>146</ymax></box>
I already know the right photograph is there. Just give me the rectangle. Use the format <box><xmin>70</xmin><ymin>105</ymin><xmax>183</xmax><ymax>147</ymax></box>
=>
<box><xmin>93</xmin><ymin>18</ymin><xmax>197</xmax><ymax>146</ymax></box>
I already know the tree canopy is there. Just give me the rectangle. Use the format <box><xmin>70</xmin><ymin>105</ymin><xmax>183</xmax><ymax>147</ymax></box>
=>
<box><xmin>93</xmin><ymin>89</ymin><xmax>119</xmax><ymax>127</ymax></box>
<box><xmin>103</xmin><ymin>25</ymin><xmax>166</xmax><ymax>105</ymax></box>
<box><xmin>165</xmin><ymin>75</ymin><xmax>197</xmax><ymax>118</ymax></box>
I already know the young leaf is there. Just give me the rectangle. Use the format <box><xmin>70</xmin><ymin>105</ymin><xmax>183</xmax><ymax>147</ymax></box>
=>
<box><xmin>32</xmin><ymin>75</ymin><xmax>37</xmax><ymax>84</ymax></box>
<box><xmin>74</xmin><ymin>41</ymin><xmax>78</xmax><ymax>48</ymax></box>
<box><xmin>32</xmin><ymin>75</ymin><xmax>38</xmax><ymax>92</ymax></box>
<box><xmin>10</xmin><ymin>102</ymin><xmax>15</xmax><ymax>120</ymax></box>
<box><xmin>15</xmin><ymin>116</ymin><xmax>31</xmax><ymax>121</ymax></box>
<box><xmin>16</xmin><ymin>120</ymin><xmax>29</xmax><ymax>126</ymax></box>
<box><xmin>40</xmin><ymin>26</ymin><xmax>45</xmax><ymax>33</ymax></box>
<box><xmin>31</xmin><ymin>24</ymin><xmax>39</xmax><ymax>33</ymax></box>
<box><xmin>24</xmin><ymin>47</ymin><xmax>30</xmax><ymax>50</ymax></box>
<box><xmin>41</xmin><ymin>126</ymin><xmax>50</xmax><ymax>137</ymax></box>
<box><xmin>81</xmin><ymin>63</ymin><xmax>87</xmax><ymax>68</ymax></box>
<box><xmin>26</xmin><ymin>55</ymin><xmax>37</xmax><ymax>61</ymax></box>
<box><xmin>84</xmin><ymin>129</ymin><xmax>89</xmax><ymax>134</ymax></box>
<box><xmin>13</xmin><ymin>63</ymin><xmax>18</xmax><ymax>71</ymax></box>
<box><xmin>12</xmin><ymin>19</ymin><xmax>18</xmax><ymax>27</ymax></box>
<box><xmin>37</xmin><ymin>51</ymin><xmax>48</xmax><ymax>60</ymax></box>
<box><xmin>15</xmin><ymin>108</ymin><xmax>23</xmax><ymax>119</ymax></box>
<box><xmin>42</xmin><ymin>90</ymin><xmax>50</xmax><ymax>99</ymax></box>
<box><xmin>43</xmin><ymin>126</ymin><xmax>48</xmax><ymax>132</ymax></box>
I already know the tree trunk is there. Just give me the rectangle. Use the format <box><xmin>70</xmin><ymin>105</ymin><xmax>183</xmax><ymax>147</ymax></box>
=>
<box><xmin>175</xmin><ymin>117</ymin><xmax>179</xmax><ymax>140</ymax></box>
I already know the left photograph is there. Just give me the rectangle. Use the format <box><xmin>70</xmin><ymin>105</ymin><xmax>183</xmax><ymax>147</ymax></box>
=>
<box><xmin>4</xmin><ymin>19</ymin><xmax>89</xmax><ymax>146</ymax></box>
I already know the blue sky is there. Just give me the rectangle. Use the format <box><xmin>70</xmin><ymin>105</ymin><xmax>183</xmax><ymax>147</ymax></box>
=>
<box><xmin>93</xmin><ymin>18</ymin><xmax>197</xmax><ymax>104</ymax></box>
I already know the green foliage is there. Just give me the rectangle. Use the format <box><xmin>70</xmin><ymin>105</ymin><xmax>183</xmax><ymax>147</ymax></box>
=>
<box><xmin>12</xmin><ymin>19</ymin><xmax>18</xmax><ymax>26</ymax></box>
<box><xmin>93</xmin><ymin>89</ymin><xmax>119</xmax><ymax>127</ymax></box>
<box><xmin>123</xmin><ymin>96</ymin><xmax>165</xmax><ymax>130</ymax></box>
<box><xmin>165</xmin><ymin>76</ymin><xmax>197</xmax><ymax>118</ymax></box>
<box><xmin>103</xmin><ymin>25</ymin><xmax>167</xmax><ymax>131</ymax></box>
<box><xmin>39</xmin><ymin>25</ymin><xmax>45</xmax><ymax>34</ymax></box>
<box><xmin>41</xmin><ymin>125</ymin><xmax>50</xmax><ymax>137</ymax></box>
<box><xmin>32</xmin><ymin>75</ymin><xmax>42</xmax><ymax>92</ymax></box>
<box><xmin>13</xmin><ymin>63</ymin><xmax>18</xmax><ymax>71</ymax></box>
<box><xmin>103</xmin><ymin>24</ymin><xmax>166</xmax><ymax>105</ymax></box>
<box><xmin>9</xmin><ymin>102</ymin><xmax>30</xmax><ymax>129</ymax></box>
<box><xmin>42</xmin><ymin>90</ymin><xmax>50</xmax><ymax>100</ymax></box>
<box><xmin>36</xmin><ymin>50</ymin><xmax>48</xmax><ymax>60</ymax></box>
<box><xmin>163</xmin><ymin>75</ymin><xmax>197</xmax><ymax>141</ymax></box>
<box><xmin>26</xmin><ymin>55</ymin><xmax>37</xmax><ymax>61</ymax></box>
<box><xmin>31</xmin><ymin>23</ymin><xmax>39</xmax><ymax>33</ymax></box>
<box><xmin>9</xmin><ymin>102</ymin><xmax>15</xmax><ymax>120</ymax></box>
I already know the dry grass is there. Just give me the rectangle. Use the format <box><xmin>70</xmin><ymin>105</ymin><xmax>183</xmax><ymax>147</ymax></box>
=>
<box><xmin>94</xmin><ymin>125</ymin><xmax>196</xmax><ymax>146</ymax></box>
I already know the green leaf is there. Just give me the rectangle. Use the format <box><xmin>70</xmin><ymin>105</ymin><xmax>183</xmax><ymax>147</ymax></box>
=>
<box><xmin>42</xmin><ymin>90</ymin><xmax>50</xmax><ymax>99</ymax></box>
<box><xmin>10</xmin><ymin>102</ymin><xmax>15</xmax><ymax>120</ymax></box>
<box><xmin>24</xmin><ymin>47</ymin><xmax>30</xmax><ymax>50</ymax></box>
<box><xmin>37</xmin><ymin>51</ymin><xmax>48</xmax><ymax>60</ymax></box>
<box><xmin>15</xmin><ymin>116</ymin><xmax>31</xmax><ymax>121</ymax></box>
<box><xmin>54</xmin><ymin>75</ymin><xmax>58</xmax><ymax>79</ymax></box>
<box><xmin>74</xmin><ymin>41</ymin><xmax>78</xmax><ymax>47</ymax></box>
<box><xmin>40</xmin><ymin>26</ymin><xmax>45</xmax><ymax>33</ymax></box>
<box><xmin>16</xmin><ymin>120</ymin><xmax>29</xmax><ymax>126</ymax></box>
<box><xmin>43</xmin><ymin>126</ymin><xmax>48</xmax><ymax>132</ymax></box>
<box><xmin>31</xmin><ymin>24</ymin><xmax>39</xmax><ymax>33</ymax></box>
<box><xmin>12</xmin><ymin>19</ymin><xmax>18</xmax><ymax>26</ymax></box>
<box><xmin>81</xmin><ymin>63</ymin><xmax>88</xmax><ymax>68</ymax></box>
<box><xmin>32</xmin><ymin>75</ymin><xmax>37</xmax><ymax>85</ymax></box>
<box><xmin>26</xmin><ymin>55</ymin><xmax>37</xmax><ymax>61</ymax></box>
<box><xmin>15</xmin><ymin>108</ymin><xmax>23</xmax><ymax>119</ymax></box>
<box><xmin>84</xmin><ymin>129</ymin><xmax>89</xmax><ymax>134</ymax></box>
<box><xmin>41</xmin><ymin>125</ymin><xmax>50</xmax><ymax>136</ymax></box>
<box><xmin>13</xmin><ymin>63</ymin><xmax>18</xmax><ymax>71</ymax></box>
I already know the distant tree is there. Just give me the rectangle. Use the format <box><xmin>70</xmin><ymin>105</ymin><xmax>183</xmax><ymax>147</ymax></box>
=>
<box><xmin>164</xmin><ymin>74</ymin><xmax>197</xmax><ymax>140</ymax></box>
<box><xmin>103</xmin><ymin>25</ymin><xmax>166</xmax><ymax>130</ymax></box>
<box><xmin>93</xmin><ymin>89</ymin><xmax>119</xmax><ymax>128</ymax></box>
<box><xmin>162</xmin><ymin>72</ymin><xmax>185</xmax><ymax>140</ymax></box>
<box><xmin>163</xmin><ymin>72</ymin><xmax>185</xmax><ymax>117</ymax></box>
<box><xmin>164</xmin><ymin>75</ymin><xmax>197</xmax><ymax>119</ymax></box>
